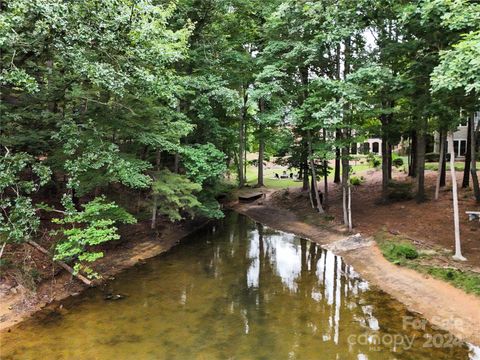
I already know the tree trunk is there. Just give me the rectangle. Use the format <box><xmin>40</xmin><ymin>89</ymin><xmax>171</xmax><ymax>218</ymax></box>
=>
<box><xmin>310</xmin><ymin>175</ymin><xmax>316</xmax><ymax>208</ymax></box>
<box><xmin>409</xmin><ymin>130</ymin><xmax>417</xmax><ymax>177</ymax></box>
<box><xmin>387</xmin><ymin>103</ymin><xmax>394</xmax><ymax>180</ymax></box>
<box><xmin>440</xmin><ymin>138</ymin><xmax>447</xmax><ymax>187</ymax></box>
<box><xmin>244</xmin><ymin>120</ymin><xmax>247</xmax><ymax>184</ymax></box>
<box><xmin>387</xmin><ymin>143</ymin><xmax>393</xmax><ymax>180</ymax></box>
<box><xmin>341</xmin><ymin>144</ymin><xmax>351</xmax><ymax>230</ymax></box>
<box><xmin>416</xmin><ymin>125</ymin><xmax>426</xmax><ymax>202</ymax></box>
<box><xmin>238</xmin><ymin>114</ymin><xmax>245</xmax><ymax>187</ymax></box>
<box><xmin>381</xmin><ymin>118</ymin><xmax>389</xmax><ymax>202</ymax></box>
<box><xmin>257</xmin><ymin>99</ymin><xmax>265</xmax><ymax>187</ymax></box>
<box><xmin>307</xmin><ymin>172</ymin><xmax>314</xmax><ymax>209</ymax></box>
<box><xmin>448</xmin><ymin>132</ymin><xmax>466</xmax><ymax>261</ymax></box>
<box><xmin>302</xmin><ymin>157</ymin><xmax>309</xmax><ymax>191</ymax></box>
<box><xmin>151</xmin><ymin>150</ymin><xmax>161</xmax><ymax>230</ymax></box>
<box><xmin>435</xmin><ymin>130</ymin><xmax>446</xmax><ymax>200</ymax></box>
<box><xmin>462</xmin><ymin>116</ymin><xmax>472</xmax><ymax>188</ymax></box>
<box><xmin>27</xmin><ymin>240</ymin><xmax>92</xmax><ymax>286</ymax></box>
<box><xmin>257</xmin><ymin>128</ymin><xmax>265</xmax><ymax>187</ymax></box>
<box><xmin>471</xmin><ymin>118</ymin><xmax>480</xmax><ymax>202</ymax></box>
<box><xmin>342</xmin><ymin>37</ymin><xmax>352</xmax><ymax>231</ymax></box>
<box><xmin>307</xmin><ymin>130</ymin><xmax>324</xmax><ymax>214</ymax></box>
<box><xmin>323</xmin><ymin>129</ymin><xmax>329</xmax><ymax>210</ymax></box>
<box><xmin>334</xmin><ymin>129</ymin><xmax>341</xmax><ymax>184</ymax></box>
<box><xmin>173</xmin><ymin>153</ymin><xmax>180</xmax><ymax>173</ymax></box>
<box><xmin>348</xmin><ymin>183</ymin><xmax>352</xmax><ymax>229</ymax></box>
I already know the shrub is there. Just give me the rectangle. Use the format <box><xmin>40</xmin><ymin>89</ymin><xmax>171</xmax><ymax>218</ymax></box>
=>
<box><xmin>425</xmin><ymin>152</ymin><xmax>440</xmax><ymax>162</ymax></box>
<box><xmin>392</xmin><ymin>157</ymin><xmax>404</xmax><ymax>168</ymax></box>
<box><xmin>350</xmin><ymin>176</ymin><xmax>364</xmax><ymax>186</ymax></box>
<box><xmin>367</xmin><ymin>153</ymin><xmax>381</xmax><ymax>168</ymax></box>
<box><xmin>387</xmin><ymin>181</ymin><xmax>413</xmax><ymax>201</ymax></box>
<box><xmin>53</xmin><ymin>195</ymin><xmax>136</xmax><ymax>278</ymax></box>
<box><xmin>380</xmin><ymin>241</ymin><xmax>419</xmax><ymax>265</ymax></box>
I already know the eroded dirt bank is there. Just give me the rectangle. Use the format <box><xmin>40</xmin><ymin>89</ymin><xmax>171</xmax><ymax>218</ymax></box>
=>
<box><xmin>0</xmin><ymin>217</ymin><xmax>210</xmax><ymax>332</ymax></box>
<box><xmin>234</xmin><ymin>198</ymin><xmax>480</xmax><ymax>346</ymax></box>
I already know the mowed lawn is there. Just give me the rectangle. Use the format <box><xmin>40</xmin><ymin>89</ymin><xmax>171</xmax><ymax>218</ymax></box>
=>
<box><xmin>243</xmin><ymin>156</ymin><xmax>375</xmax><ymax>189</ymax></box>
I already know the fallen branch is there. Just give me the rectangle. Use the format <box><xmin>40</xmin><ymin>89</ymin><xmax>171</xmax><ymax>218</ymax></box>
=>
<box><xmin>26</xmin><ymin>240</ymin><xmax>92</xmax><ymax>286</ymax></box>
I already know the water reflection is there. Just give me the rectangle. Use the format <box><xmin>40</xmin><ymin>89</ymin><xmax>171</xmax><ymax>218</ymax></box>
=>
<box><xmin>1</xmin><ymin>212</ymin><xmax>478</xmax><ymax>360</ymax></box>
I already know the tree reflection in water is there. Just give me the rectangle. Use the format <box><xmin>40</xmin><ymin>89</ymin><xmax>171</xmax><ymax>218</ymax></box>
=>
<box><xmin>1</xmin><ymin>212</ymin><xmax>477</xmax><ymax>360</ymax></box>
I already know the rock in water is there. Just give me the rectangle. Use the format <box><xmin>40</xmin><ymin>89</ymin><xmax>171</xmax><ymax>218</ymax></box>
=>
<box><xmin>104</xmin><ymin>293</ymin><xmax>126</xmax><ymax>301</ymax></box>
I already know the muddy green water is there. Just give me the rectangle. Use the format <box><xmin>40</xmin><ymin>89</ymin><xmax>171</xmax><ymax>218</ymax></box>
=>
<box><xmin>1</xmin><ymin>213</ymin><xmax>479</xmax><ymax>359</ymax></box>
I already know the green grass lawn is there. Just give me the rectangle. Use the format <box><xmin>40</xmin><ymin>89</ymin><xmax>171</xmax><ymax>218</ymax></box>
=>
<box><xmin>425</xmin><ymin>161</ymin><xmax>465</xmax><ymax>171</ymax></box>
<box><xmin>243</xmin><ymin>158</ymin><xmax>375</xmax><ymax>189</ymax></box>
<box><xmin>233</xmin><ymin>154</ymin><xmax>467</xmax><ymax>189</ymax></box>
<box><xmin>245</xmin><ymin>166</ymin><xmax>303</xmax><ymax>188</ymax></box>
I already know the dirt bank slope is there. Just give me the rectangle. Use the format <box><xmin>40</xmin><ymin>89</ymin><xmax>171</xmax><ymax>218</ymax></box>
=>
<box><xmin>0</xmin><ymin>217</ymin><xmax>210</xmax><ymax>332</ymax></box>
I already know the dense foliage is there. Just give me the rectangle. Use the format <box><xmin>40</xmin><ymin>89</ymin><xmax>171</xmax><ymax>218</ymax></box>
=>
<box><xmin>1</xmin><ymin>0</ymin><xmax>478</xmax><ymax>277</ymax></box>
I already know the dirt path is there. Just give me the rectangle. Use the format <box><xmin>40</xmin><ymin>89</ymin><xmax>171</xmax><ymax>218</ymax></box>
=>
<box><xmin>0</xmin><ymin>218</ymin><xmax>210</xmax><ymax>332</ymax></box>
<box><xmin>234</xmin><ymin>194</ymin><xmax>480</xmax><ymax>346</ymax></box>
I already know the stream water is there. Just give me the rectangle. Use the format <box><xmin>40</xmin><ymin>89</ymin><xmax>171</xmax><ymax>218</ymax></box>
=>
<box><xmin>1</xmin><ymin>212</ymin><xmax>478</xmax><ymax>359</ymax></box>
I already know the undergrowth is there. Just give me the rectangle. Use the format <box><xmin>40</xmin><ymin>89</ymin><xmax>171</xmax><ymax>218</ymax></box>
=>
<box><xmin>375</xmin><ymin>232</ymin><xmax>480</xmax><ymax>296</ymax></box>
<box><xmin>419</xmin><ymin>267</ymin><xmax>480</xmax><ymax>296</ymax></box>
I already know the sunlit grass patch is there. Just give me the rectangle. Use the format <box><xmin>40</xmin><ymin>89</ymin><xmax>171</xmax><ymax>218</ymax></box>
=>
<box><xmin>375</xmin><ymin>231</ymin><xmax>480</xmax><ymax>296</ymax></box>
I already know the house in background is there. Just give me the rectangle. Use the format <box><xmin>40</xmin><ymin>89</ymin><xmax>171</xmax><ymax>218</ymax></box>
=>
<box><xmin>351</xmin><ymin>137</ymin><xmax>383</xmax><ymax>155</ymax></box>
<box><xmin>434</xmin><ymin>112</ymin><xmax>480</xmax><ymax>158</ymax></box>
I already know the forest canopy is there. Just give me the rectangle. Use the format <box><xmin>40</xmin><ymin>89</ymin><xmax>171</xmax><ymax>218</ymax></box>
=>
<box><xmin>1</xmin><ymin>0</ymin><xmax>479</xmax><ymax>277</ymax></box>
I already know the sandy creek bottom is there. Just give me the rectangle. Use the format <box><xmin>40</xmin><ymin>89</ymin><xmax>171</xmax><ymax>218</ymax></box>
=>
<box><xmin>1</xmin><ymin>212</ymin><xmax>479</xmax><ymax>359</ymax></box>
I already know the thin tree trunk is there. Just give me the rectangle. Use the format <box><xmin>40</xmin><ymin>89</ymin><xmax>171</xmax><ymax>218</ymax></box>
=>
<box><xmin>462</xmin><ymin>116</ymin><xmax>472</xmax><ymax>188</ymax></box>
<box><xmin>342</xmin><ymin>180</ymin><xmax>347</xmax><ymax>227</ymax></box>
<box><xmin>416</xmin><ymin>124</ymin><xmax>426</xmax><ymax>202</ymax></box>
<box><xmin>342</xmin><ymin>37</ymin><xmax>352</xmax><ymax>230</ymax></box>
<box><xmin>233</xmin><ymin>150</ymin><xmax>240</xmax><ymax>183</ymax></box>
<box><xmin>323</xmin><ymin>128</ymin><xmax>329</xmax><ymax>210</ymax></box>
<box><xmin>244</xmin><ymin>120</ymin><xmax>247</xmax><ymax>184</ymax></box>
<box><xmin>381</xmin><ymin>119</ymin><xmax>389</xmax><ymax>202</ymax></box>
<box><xmin>238</xmin><ymin>114</ymin><xmax>245</xmax><ymax>187</ymax></box>
<box><xmin>341</xmin><ymin>144</ymin><xmax>351</xmax><ymax>229</ymax></box>
<box><xmin>257</xmin><ymin>128</ymin><xmax>265</xmax><ymax>187</ymax></box>
<box><xmin>173</xmin><ymin>153</ymin><xmax>180</xmax><ymax>173</ymax></box>
<box><xmin>310</xmin><ymin>175</ymin><xmax>316</xmax><ymax>207</ymax></box>
<box><xmin>151</xmin><ymin>150</ymin><xmax>161</xmax><ymax>230</ymax></box>
<box><xmin>257</xmin><ymin>99</ymin><xmax>265</xmax><ymax>187</ymax></box>
<box><xmin>27</xmin><ymin>240</ymin><xmax>92</xmax><ymax>286</ymax></box>
<box><xmin>307</xmin><ymin>173</ymin><xmax>314</xmax><ymax>209</ymax></box>
<box><xmin>440</xmin><ymin>139</ymin><xmax>447</xmax><ymax>187</ymax></box>
<box><xmin>387</xmin><ymin>144</ymin><xmax>392</xmax><ymax>179</ymax></box>
<box><xmin>0</xmin><ymin>242</ymin><xmax>6</xmax><ymax>259</ymax></box>
<box><xmin>334</xmin><ymin>129</ymin><xmax>341</xmax><ymax>183</ymax></box>
<box><xmin>348</xmin><ymin>184</ymin><xmax>352</xmax><ymax>230</ymax></box>
<box><xmin>435</xmin><ymin>130</ymin><xmax>446</xmax><ymax>200</ymax></box>
<box><xmin>387</xmin><ymin>103</ymin><xmax>394</xmax><ymax>180</ymax></box>
<box><xmin>471</xmin><ymin>118</ymin><xmax>480</xmax><ymax>202</ymax></box>
<box><xmin>302</xmin><ymin>157</ymin><xmax>309</xmax><ymax>191</ymax></box>
<box><xmin>409</xmin><ymin>130</ymin><xmax>417</xmax><ymax>177</ymax></box>
<box><xmin>448</xmin><ymin>132</ymin><xmax>466</xmax><ymax>261</ymax></box>
<box><xmin>334</xmin><ymin>42</ymin><xmax>342</xmax><ymax>186</ymax></box>
<box><xmin>307</xmin><ymin>130</ymin><xmax>324</xmax><ymax>214</ymax></box>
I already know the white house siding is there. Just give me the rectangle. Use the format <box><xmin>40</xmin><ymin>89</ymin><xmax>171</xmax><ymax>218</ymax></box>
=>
<box><xmin>434</xmin><ymin>112</ymin><xmax>479</xmax><ymax>158</ymax></box>
<box><xmin>352</xmin><ymin>138</ymin><xmax>382</xmax><ymax>155</ymax></box>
